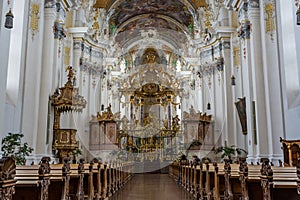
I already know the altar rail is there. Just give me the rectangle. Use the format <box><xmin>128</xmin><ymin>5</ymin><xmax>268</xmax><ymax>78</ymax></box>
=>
<box><xmin>169</xmin><ymin>158</ymin><xmax>300</xmax><ymax>200</ymax></box>
<box><xmin>0</xmin><ymin>157</ymin><xmax>134</xmax><ymax>200</ymax></box>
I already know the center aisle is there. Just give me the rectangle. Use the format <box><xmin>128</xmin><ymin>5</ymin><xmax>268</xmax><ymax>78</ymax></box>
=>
<box><xmin>110</xmin><ymin>174</ymin><xmax>195</xmax><ymax>200</ymax></box>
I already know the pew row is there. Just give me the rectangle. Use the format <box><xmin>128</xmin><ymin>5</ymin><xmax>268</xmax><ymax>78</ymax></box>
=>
<box><xmin>0</xmin><ymin>157</ymin><xmax>134</xmax><ymax>200</ymax></box>
<box><xmin>169</xmin><ymin>158</ymin><xmax>300</xmax><ymax>200</ymax></box>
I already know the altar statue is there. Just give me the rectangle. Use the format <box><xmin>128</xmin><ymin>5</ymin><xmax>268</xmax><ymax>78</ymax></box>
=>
<box><xmin>172</xmin><ymin>115</ymin><xmax>180</xmax><ymax>131</ymax></box>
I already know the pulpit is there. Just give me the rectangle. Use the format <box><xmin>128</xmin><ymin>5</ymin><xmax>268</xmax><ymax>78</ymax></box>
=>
<box><xmin>51</xmin><ymin>66</ymin><xmax>87</xmax><ymax>162</ymax></box>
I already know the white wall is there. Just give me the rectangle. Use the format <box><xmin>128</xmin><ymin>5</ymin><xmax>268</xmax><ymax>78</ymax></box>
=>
<box><xmin>277</xmin><ymin>0</ymin><xmax>300</xmax><ymax>139</ymax></box>
<box><xmin>0</xmin><ymin>0</ymin><xmax>14</xmax><ymax>139</ymax></box>
<box><xmin>4</xmin><ymin>0</ymin><xmax>28</xmax><ymax>135</ymax></box>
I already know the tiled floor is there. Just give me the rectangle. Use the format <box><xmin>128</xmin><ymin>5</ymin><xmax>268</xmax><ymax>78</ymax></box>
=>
<box><xmin>110</xmin><ymin>174</ymin><xmax>195</xmax><ymax>200</ymax></box>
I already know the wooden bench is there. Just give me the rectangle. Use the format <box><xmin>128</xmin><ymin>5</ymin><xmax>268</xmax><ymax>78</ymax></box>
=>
<box><xmin>2</xmin><ymin>156</ymin><xmax>134</xmax><ymax>200</ymax></box>
<box><xmin>169</xmin><ymin>158</ymin><xmax>300</xmax><ymax>200</ymax></box>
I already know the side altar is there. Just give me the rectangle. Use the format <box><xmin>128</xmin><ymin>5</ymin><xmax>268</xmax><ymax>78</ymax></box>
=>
<box><xmin>182</xmin><ymin>106</ymin><xmax>213</xmax><ymax>150</ymax></box>
<box><xmin>89</xmin><ymin>104</ymin><xmax>119</xmax><ymax>151</ymax></box>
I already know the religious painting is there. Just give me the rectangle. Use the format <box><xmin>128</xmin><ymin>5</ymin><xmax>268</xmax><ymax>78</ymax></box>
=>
<box><xmin>105</xmin><ymin>122</ymin><xmax>117</xmax><ymax>144</ymax></box>
<box><xmin>89</xmin><ymin>121</ymin><xmax>100</xmax><ymax>150</ymax></box>
<box><xmin>184</xmin><ymin>122</ymin><xmax>199</xmax><ymax>144</ymax></box>
<box><xmin>110</xmin><ymin>0</ymin><xmax>193</xmax><ymax>27</ymax></box>
<box><xmin>235</xmin><ymin>97</ymin><xmax>247</xmax><ymax>135</ymax></box>
<box><xmin>120</xmin><ymin>15</ymin><xmax>181</xmax><ymax>32</ymax></box>
<box><xmin>100</xmin><ymin>122</ymin><xmax>105</xmax><ymax>144</ymax></box>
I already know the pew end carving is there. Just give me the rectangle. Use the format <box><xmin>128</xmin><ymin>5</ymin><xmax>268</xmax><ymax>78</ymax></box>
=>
<box><xmin>0</xmin><ymin>157</ymin><xmax>16</xmax><ymax>200</ymax></box>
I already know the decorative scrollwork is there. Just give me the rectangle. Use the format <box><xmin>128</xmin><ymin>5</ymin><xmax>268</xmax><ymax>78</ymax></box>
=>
<box><xmin>224</xmin><ymin>158</ymin><xmax>233</xmax><ymax>200</ymax></box>
<box><xmin>39</xmin><ymin>157</ymin><xmax>51</xmax><ymax>175</ymax></box>
<box><xmin>239</xmin><ymin>158</ymin><xmax>249</xmax><ymax>200</ymax></box>
<box><xmin>40</xmin><ymin>179</ymin><xmax>51</xmax><ymax>200</ymax></box>
<box><xmin>260</xmin><ymin>158</ymin><xmax>273</xmax><ymax>177</ymax></box>
<box><xmin>0</xmin><ymin>157</ymin><xmax>16</xmax><ymax>200</ymax></box>
<box><xmin>77</xmin><ymin>158</ymin><xmax>85</xmax><ymax>200</ymax></box>
<box><xmin>260</xmin><ymin>158</ymin><xmax>273</xmax><ymax>200</ymax></box>
<box><xmin>0</xmin><ymin>186</ymin><xmax>15</xmax><ymax>200</ymax></box>
<box><xmin>0</xmin><ymin>157</ymin><xmax>15</xmax><ymax>181</ymax></box>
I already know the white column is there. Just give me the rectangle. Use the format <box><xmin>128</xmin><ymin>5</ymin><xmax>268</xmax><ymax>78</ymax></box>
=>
<box><xmin>231</xmin><ymin>37</ymin><xmax>245</xmax><ymax>149</ymax></box>
<box><xmin>250</xmin><ymin>7</ymin><xmax>269</xmax><ymax>160</ymax></box>
<box><xmin>222</xmin><ymin>39</ymin><xmax>236</xmax><ymax>146</ymax></box>
<box><xmin>260</xmin><ymin>0</ymin><xmax>284</xmax><ymax>162</ymax></box>
<box><xmin>239</xmin><ymin>20</ymin><xmax>256</xmax><ymax>162</ymax></box>
<box><xmin>21</xmin><ymin>2</ymin><xmax>44</xmax><ymax>153</ymax></box>
<box><xmin>36</xmin><ymin>6</ymin><xmax>56</xmax><ymax>155</ymax></box>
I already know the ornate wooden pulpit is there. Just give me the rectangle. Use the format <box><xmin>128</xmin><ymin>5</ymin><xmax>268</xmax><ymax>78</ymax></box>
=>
<box><xmin>51</xmin><ymin>67</ymin><xmax>87</xmax><ymax>162</ymax></box>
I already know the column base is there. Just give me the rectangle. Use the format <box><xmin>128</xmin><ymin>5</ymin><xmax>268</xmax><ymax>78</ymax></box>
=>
<box><xmin>247</xmin><ymin>154</ymin><xmax>283</xmax><ymax>166</ymax></box>
<box><xmin>25</xmin><ymin>154</ymin><xmax>57</xmax><ymax>165</ymax></box>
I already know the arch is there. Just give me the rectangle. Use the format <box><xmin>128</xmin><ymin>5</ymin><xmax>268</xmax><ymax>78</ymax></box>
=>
<box><xmin>123</xmin><ymin>38</ymin><xmax>179</xmax><ymax>54</ymax></box>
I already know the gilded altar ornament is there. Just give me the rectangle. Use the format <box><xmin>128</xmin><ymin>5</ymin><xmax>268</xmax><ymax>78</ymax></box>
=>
<box><xmin>192</xmin><ymin>0</ymin><xmax>208</xmax><ymax>8</ymax></box>
<box><xmin>51</xmin><ymin>66</ymin><xmax>87</xmax><ymax>162</ymax></box>
<box><xmin>264</xmin><ymin>3</ymin><xmax>275</xmax><ymax>40</ymax></box>
<box><xmin>30</xmin><ymin>3</ymin><xmax>40</xmax><ymax>39</ymax></box>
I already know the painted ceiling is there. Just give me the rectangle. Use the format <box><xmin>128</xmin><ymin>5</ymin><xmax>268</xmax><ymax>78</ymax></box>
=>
<box><xmin>94</xmin><ymin>0</ymin><xmax>208</xmax><ymax>10</ymax></box>
<box><xmin>91</xmin><ymin>0</ymin><xmax>208</xmax><ymax>63</ymax></box>
<box><xmin>118</xmin><ymin>14</ymin><xmax>182</xmax><ymax>33</ymax></box>
<box><xmin>110</xmin><ymin>0</ymin><xmax>193</xmax><ymax>29</ymax></box>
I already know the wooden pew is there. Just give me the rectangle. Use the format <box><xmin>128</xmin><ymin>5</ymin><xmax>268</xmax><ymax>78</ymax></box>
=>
<box><xmin>170</xmin><ymin>158</ymin><xmax>300</xmax><ymax>200</ymax></box>
<box><xmin>12</xmin><ymin>157</ymin><xmax>134</xmax><ymax>200</ymax></box>
<box><xmin>14</xmin><ymin>156</ymin><xmax>51</xmax><ymax>200</ymax></box>
<box><xmin>0</xmin><ymin>157</ymin><xmax>17</xmax><ymax>200</ymax></box>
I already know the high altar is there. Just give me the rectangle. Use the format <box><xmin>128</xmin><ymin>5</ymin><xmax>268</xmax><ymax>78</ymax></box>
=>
<box><xmin>89</xmin><ymin>48</ymin><xmax>213</xmax><ymax>161</ymax></box>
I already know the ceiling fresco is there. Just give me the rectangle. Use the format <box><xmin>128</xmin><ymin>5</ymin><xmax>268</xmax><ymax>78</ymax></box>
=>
<box><xmin>110</xmin><ymin>0</ymin><xmax>193</xmax><ymax>28</ymax></box>
<box><xmin>119</xmin><ymin>14</ymin><xmax>182</xmax><ymax>33</ymax></box>
<box><xmin>115</xmin><ymin>27</ymin><xmax>187</xmax><ymax>50</ymax></box>
<box><xmin>94</xmin><ymin>0</ymin><xmax>208</xmax><ymax>10</ymax></box>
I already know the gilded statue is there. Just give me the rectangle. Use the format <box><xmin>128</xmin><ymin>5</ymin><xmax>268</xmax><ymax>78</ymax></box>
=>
<box><xmin>146</xmin><ymin>54</ymin><xmax>156</xmax><ymax>63</ymax></box>
<box><xmin>143</xmin><ymin>115</ymin><xmax>151</xmax><ymax>126</ymax></box>
<box><xmin>172</xmin><ymin>115</ymin><xmax>180</xmax><ymax>131</ymax></box>
<box><xmin>163</xmin><ymin>118</ymin><xmax>169</xmax><ymax>129</ymax></box>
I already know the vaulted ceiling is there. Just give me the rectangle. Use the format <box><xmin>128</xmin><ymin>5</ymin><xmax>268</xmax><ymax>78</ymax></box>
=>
<box><xmin>93</xmin><ymin>0</ymin><xmax>208</xmax><ymax>51</ymax></box>
<box><xmin>94</xmin><ymin>0</ymin><xmax>208</xmax><ymax>11</ymax></box>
